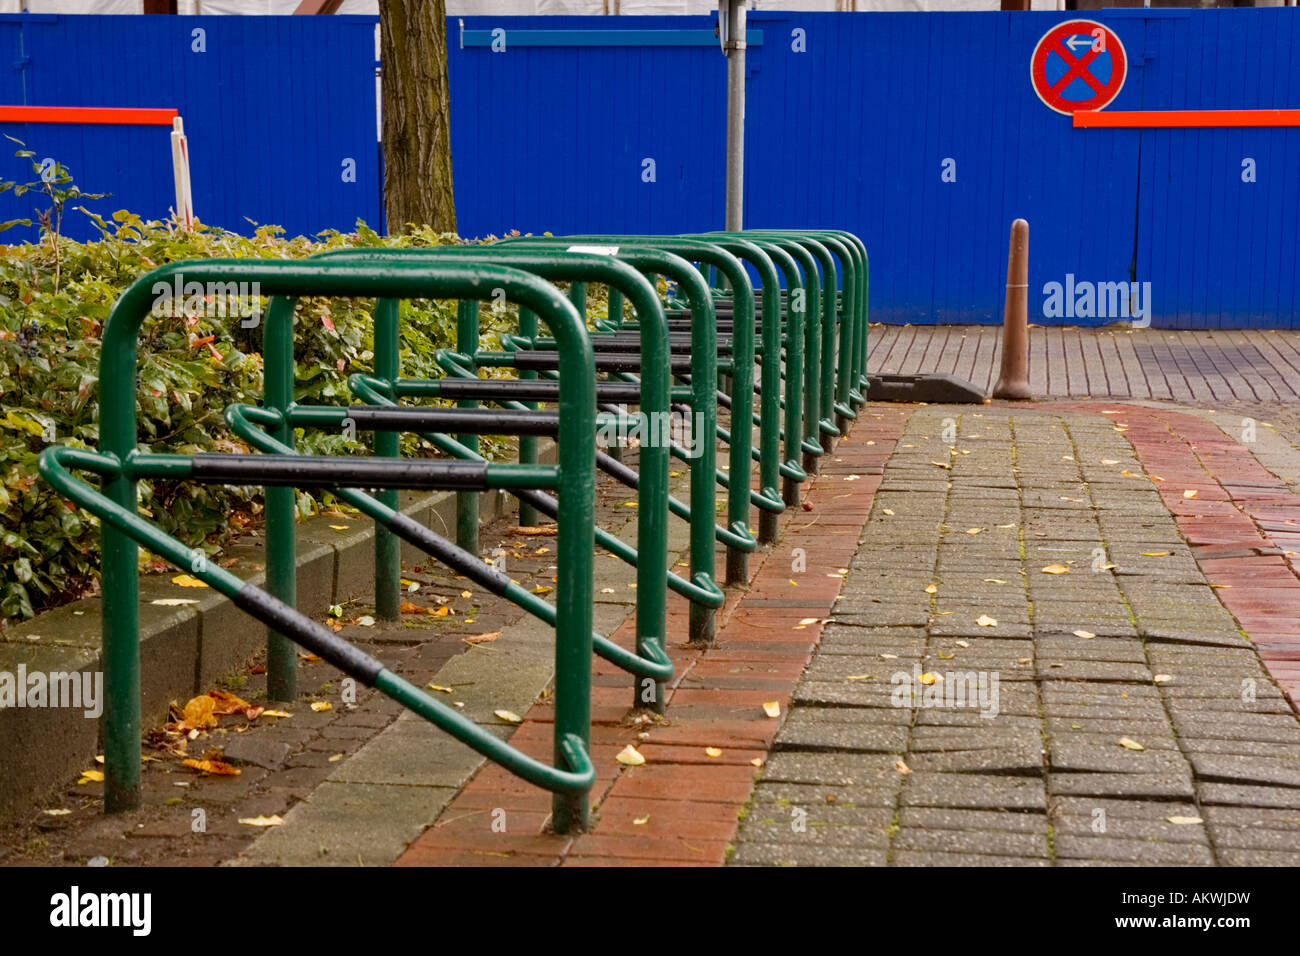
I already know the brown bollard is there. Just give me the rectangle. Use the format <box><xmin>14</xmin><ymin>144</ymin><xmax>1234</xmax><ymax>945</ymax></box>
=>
<box><xmin>992</xmin><ymin>219</ymin><xmax>1033</xmax><ymax>401</ymax></box>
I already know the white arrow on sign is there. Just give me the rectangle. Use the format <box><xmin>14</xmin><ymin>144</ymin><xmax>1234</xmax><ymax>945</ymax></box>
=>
<box><xmin>1064</xmin><ymin>35</ymin><xmax>1094</xmax><ymax>52</ymax></box>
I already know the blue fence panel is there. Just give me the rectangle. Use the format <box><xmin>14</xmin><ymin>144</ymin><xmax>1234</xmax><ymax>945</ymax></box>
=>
<box><xmin>449</xmin><ymin>15</ymin><xmax>728</xmax><ymax>239</ymax></box>
<box><xmin>0</xmin><ymin>14</ymin><xmax>379</xmax><ymax>242</ymax></box>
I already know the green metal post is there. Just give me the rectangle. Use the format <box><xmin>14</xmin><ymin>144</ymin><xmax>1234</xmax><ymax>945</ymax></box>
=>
<box><xmin>455</xmin><ymin>298</ymin><xmax>480</xmax><ymax>555</ymax></box>
<box><xmin>517</xmin><ymin>304</ymin><xmax>540</xmax><ymax>528</ymax></box>
<box><xmin>374</xmin><ymin>298</ymin><xmax>402</xmax><ymax>620</ymax></box>
<box><xmin>264</xmin><ymin>296</ymin><xmax>298</xmax><ymax>701</ymax></box>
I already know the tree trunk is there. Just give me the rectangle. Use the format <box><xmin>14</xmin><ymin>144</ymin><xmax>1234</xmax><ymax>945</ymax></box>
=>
<box><xmin>379</xmin><ymin>0</ymin><xmax>457</xmax><ymax>235</ymax></box>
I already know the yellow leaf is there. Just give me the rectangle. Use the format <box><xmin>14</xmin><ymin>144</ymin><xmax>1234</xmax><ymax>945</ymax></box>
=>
<box><xmin>464</xmin><ymin>631</ymin><xmax>501</xmax><ymax>645</ymax></box>
<box><xmin>976</xmin><ymin>615</ymin><xmax>997</xmax><ymax>627</ymax></box>
<box><xmin>845</xmin><ymin>674</ymin><xmax>875</xmax><ymax>681</ymax></box>
<box><xmin>918</xmin><ymin>673</ymin><xmax>942</xmax><ymax>685</ymax></box>
<box><xmin>704</xmin><ymin>747</ymin><xmax>723</xmax><ymax>758</ymax></box>
<box><xmin>924</xmin><ymin>584</ymin><xmax>938</xmax><ymax>594</ymax></box>
<box><xmin>238</xmin><ymin>815</ymin><xmax>284</xmax><ymax>827</ymax></box>
<box><xmin>433</xmin><ymin>606</ymin><xmax>453</xmax><ymax>616</ymax></box>
<box><xmin>762</xmin><ymin>701</ymin><xmax>781</xmax><ymax>718</ymax></box>
<box><xmin>966</xmin><ymin>527</ymin><xmax>983</xmax><ymax>535</ymax></box>
<box><xmin>983</xmin><ymin>578</ymin><xmax>1007</xmax><ymax>585</ymax></box>
<box><xmin>1183</xmin><ymin>489</ymin><xmax>1198</xmax><ymax>499</ymax></box>
<box><xmin>509</xmin><ymin>526</ymin><xmax>557</xmax><ymax>536</ymax></box>
<box><xmin>1167</xmin><ymin>816</ymin><xmax>1202</xmax><ymax>825</ymax></box>
<box><xmin>260</xmin><ymin>709</ymin><xmax>292</xmax><ymax>718</ymax></box>
<box><xmin>329</xmin><ymin>524</ymin><xmax>349</xmax><ymax>531</ymax></box>
<box><xmin>1141</xmin><ymin>551</ymin><xmax>1169</xmax><ymax>557</ymax></box>
<box><xmin>532</xmin><ymin>585</ymin><xmax>554</xmax><ymax>595</ymax></box>
<box><xmin>955</xmin><ymin>640</ymin><xmax>970</xmax><ymax>648</ymax></box>
<box><xmin>882</xmin><ymin>508</ymin><xmax>895</xmax><ymax>516</ymax></box>
<box><xmin>1041</xmin><ymin>564</ymin><xmax>1071</xmax><ymax>574</ymax></box>
<box><xmin>494</xmin><ymin>709</ymin><xmax>523</xmax><ymax>724</ymax></box>
<box><xmin>750</xmin><ymin>757</ymin><xmax>764</xmax><ymax>767</ymax></box>
<box><xmin>1117</xmin><ymin>737</ymin><xmax>1145</xmax><ymax>752</ymax></box>
<box><xmin>616</xmin><ymin>745</ymin><xmax>646</xmax><ymax>766</ymax></box>
<box><xmin>151</xmin><ymin>598</ymin><xmax>199</xmax><ymax>606</ymax></box>
<box><xmin>938</xmin><ymin>651</ymin><xmax>955</xmax><ymax>660</ymax></box>
<box><xmin>43</xmin><ymin>808</ymin><xmax>72</xmax><ymax>816</ymax></box>
<box><xmin>171</xmin><ymin>574</ymin><xmax>208</xmax><ymax>589</ymax></box>
<box><xmin>182</xmin><ymin>758</ymin><xmax>240</xmax><ymax>776</ymax></box>
<box><xmin>1153</xmin><ymin>674</ymin><xmax>1173</xmax><ymax>684</ymax></box>
<box><xmin>895</xmin><ymin>759</ymin><xmax>912</xmax><ymax>774</ymax></box>
<box><xmin>633</xmin><ymin>815</ymin><xmax>651</xmax><ymax>825</ymax></box>
<box><xmin>1101</xmin><ymin>459</ymin><xmax>1119</xmax><ymax>465</ymax></box>
<box><xmin>328</xmin><ymin>753</ymin><xmax>343</xmax><ymax>762</ymax></box>
<box><xmin>310</xmin><ymin>701</ymin><xmax>332</xmax><ymax>712</ymax></box>
<box><xmin>461</xmin><ymin>590</ymin><xmax>473</xmax><ymax>599</ymax></box>
<box><xmin>77</xmin><ymin>769</ymin><xmax>105</xmax><ymax>784</ymax></box>
<box><xmin>1073</xmin><ymin>630</ymin><xmax>1096</xmax><ymax>640</ymax></box>
<box><xmin>427</xmin><ymin>684</ymin><xmax>454</xmax><ymax>694</ymax></box>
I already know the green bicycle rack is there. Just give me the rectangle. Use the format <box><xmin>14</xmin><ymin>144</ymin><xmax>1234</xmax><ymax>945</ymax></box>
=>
<box><xmin>38</xmin><ymin>259</ymin><xmax>602</xmax><ymax>833</ymax></box>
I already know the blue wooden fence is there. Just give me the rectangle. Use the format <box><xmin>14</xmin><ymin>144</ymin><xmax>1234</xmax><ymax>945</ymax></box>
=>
<box><xmin>0</xmin><ymin>13</ymin><xmax>380</xmax><ymax>243</ymax></box>
<box><xmin>2</xmin><ymin>11</ymin><xmax>1297</xmax><ymax>327</ymax></box>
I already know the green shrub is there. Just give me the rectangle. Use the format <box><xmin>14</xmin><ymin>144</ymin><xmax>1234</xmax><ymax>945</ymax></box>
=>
<box><xmin>0</xmin><ymin>212</ymin><xmax>537</xmax><ymax>623</ymax></box>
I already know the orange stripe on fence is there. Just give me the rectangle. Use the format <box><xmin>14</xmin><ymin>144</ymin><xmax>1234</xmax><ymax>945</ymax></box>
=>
<box><xmin>1074</xmin><ymin>109</ymin><xmax>1300</xmax><ymax>129</ymax></box>
<box><xmin>0</xmin><ymin>106</ymin><xmax>178</xmax><ymax>126</ymax></box>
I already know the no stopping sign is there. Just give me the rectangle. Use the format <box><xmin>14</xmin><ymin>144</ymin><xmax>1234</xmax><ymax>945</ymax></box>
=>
<box><xmin>1031</xmin><ymin>19</ymin><xmax>1127</xmax><ymax>115</ymax></box>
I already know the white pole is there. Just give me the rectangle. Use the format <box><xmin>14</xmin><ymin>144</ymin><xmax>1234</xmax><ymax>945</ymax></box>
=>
<box><xmin>170</xmin><ymin>116</ymin><xmax>194</xmax><ymax>231</ymax></box>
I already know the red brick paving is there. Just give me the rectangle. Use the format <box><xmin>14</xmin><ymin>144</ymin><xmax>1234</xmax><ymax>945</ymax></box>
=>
<box><xmin>1049</xmin><ymin>402</ymin><xmax>1300</xmax><ymax>709</ymax></box>
<box><xmin>394</xmin><ymin>406</ymin><xmax>909</xmax><ymax>866</ymax></box>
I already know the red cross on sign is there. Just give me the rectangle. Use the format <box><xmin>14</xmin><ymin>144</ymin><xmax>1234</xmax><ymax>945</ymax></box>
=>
<box><xmin>1031</xmin><ymin>20</ymin><xmax>1127</xmax><ymax>116</ymax></box>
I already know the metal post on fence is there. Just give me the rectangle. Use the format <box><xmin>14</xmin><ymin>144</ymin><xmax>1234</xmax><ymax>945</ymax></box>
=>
<box><xmin>721</xmin><ymin>0</ymin><xmax>746</xmax><ymax>231</ymax></box>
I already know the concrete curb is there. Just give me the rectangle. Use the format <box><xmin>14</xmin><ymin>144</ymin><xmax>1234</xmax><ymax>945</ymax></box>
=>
<box><xmin>0</xmin><ymin>443</ymin><xmax>555</xmax><ymax>820</ymax></box>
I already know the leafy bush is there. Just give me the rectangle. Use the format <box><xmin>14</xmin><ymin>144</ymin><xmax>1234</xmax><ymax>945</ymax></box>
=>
<box><xmin>0</xmin><ymin>210</ymin><xmax>540</xmax><ymax>623</ymax></box>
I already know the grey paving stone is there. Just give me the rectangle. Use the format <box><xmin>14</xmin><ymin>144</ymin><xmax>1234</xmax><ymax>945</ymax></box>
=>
<box><xmin>1047</xmin><ymin>772</ymin><xmax>1195</xmax><ymax>800</ymax></box>
<box><xmin>1053</xmin><ymin>835</ymin><xmax>1215</xmax><ymax>865</ymax></box>
<box><xmin>900</xmin><ymin>773</ymin><xmax>1047</xmax><ymax>810</ymax></box>
<box><xmin>891</xmin><ymin>851</ymin><xmax>1050</xmax><ymax>867</ymax></box>
<box><xmin>728</xmin><ymin>842</ymin><xmax>887</xmax><ymax>866</ymax></box>
<box><xmin>896</xmin><ymin>806</ymin><xmax>1045</xmax><ymax>833</ymax></box>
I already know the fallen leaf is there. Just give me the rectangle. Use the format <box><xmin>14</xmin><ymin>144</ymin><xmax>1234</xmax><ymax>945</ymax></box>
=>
<box><xmin>845</xmin><ymin>674</ymin><xmax>875</xmax><ymax>681</ymax></box>
<box><xmin>1101</xmin><ymin>459</ymin><xmax>1119</xmax><ymax>465</ymax></box>
<box><xmin>182</xmin><ymin>758</ymin><xmax>241</xmax><ymax>776</ymax></box>
<box><xmin>918</xmin><ymin>673</ymin><xmax>942</xmax><ymax>685</ymax></box>
<box><xmin>976</xmin><ymin>615</ymin><xmax>998</xmax><ymax>627</ymax></box>
<box><xmin>983</xmin><ymin>578</ymin><xmax>1007</xmax><ymax>585</ymax></box>
<box><xmin>1041</xmin><ymin>564</ymin><xmax>1071</xmax><ymax>574</ymax></box>
<box><xmin>150</xmin><ymin>598</ymin><xmax>199</xmax><ymax>606</ymax></box>
<box><xmin>704</xmin><ymin>747</ymin><xmax>723</xmax><ymax>758</ymax></box>
<box><xmin>882</xmin><ymin>508</ymin><xmax>895</xmax><ymax>516</ymax></box>
<box><xmin>924</xmin><ymin>584</ymin><xmax>938</xmax><ymax>594</ymax></box>
<box><xmin>1073</xmin><ymin>630</ymin><xmax>1096</xmax><ymax>640</ymax></box>
<box><xmin>966</xmin><ymin>528</ymin><xmax>983</xmax><ymax>535</ymax></box>
<box><xmin>329</xmin><ymin>524</ymin><xmax>350</xmax><ymax>531</ymax></box>
<box><xmin>510</xmin><ymin>526</ymin><xmax>557</xmax><ymax>536</ymax></box>
<box><xmin>310</xmin><ymin>701</ymin><xmax>332</xmax><ymax>712</ymax></box>
<box><xmin>750</xmin><ymin>757</ymin><xmax>764</xmax><ymax>767</ymax></box>
<box><xmin>356</xmin><ymin>615</ymin><xmax>376</xmax><ymax>627</ymax></box>
<box><xmin>600</xmin><ymin>587</ymin><xmax>615</xmax><ymax>594</ymax></box>
<box><xmin>260</xmin><ymin>709</ymin><xmax>292</xmax><ymax>718</ymax></box>
<box><xmin>238</xmin><ymin>815</ymin><xmax>284</xmax><ymax>827</ymax></box>
<box><xmin>1117</xmin><ymin>737</ymin><xmax>1145</xmax><ymax>752</ymax></box>
<box><xmin>532</xmin><ymin>585</ymin><xmax>554</xmax><ymax>595</ymax></box>
<box><xmin>938</xmin><ymin>651</ymin><xmax>955</xmax><ymax>660</ymax></box>
<box><xmin>955</xmin><ymin>640</ymin><xmax>970</xmax><ymax>648</ymax></box>
<box><xmin>43</xmin><ymin>808</ymin><xmax>72</xmax><ymax>816</ymax></box>
<box><xmin>464</xmin><ymin>631</ymin><xmax>502</xmax><ymax>645</ymax></box>
<box><xmin>1153</xmin><ymin>674</ymin><xmax>1173</xmax><ymax>684</ymax></box>
<box><xmin>762</xmin><ymin>701</ymin><xmax>781</xmax><ymax>718</ymax></box>
<box><xmin>178</xmin><ymin>694</ymin><xmax>218</xmax><ymax>731</ymax></box>
<box><xmin>616</xmin><ymin>745</ymin><xmax>646</xmax><ymax>766</ymax></box>
<box><xmin>427</xmin><ymin>684</ymin><xmax>454</xmax><ymax>694</ymax></box>
<box><xmin>1141</xmin><ymin>551</ymin><xmax>1169</xmax><ymax>557</ymax></box>
<box><xmin>77</xmin><ymin>770</ymin><xmax>104</xmax><ymax>784</ymax></box>
<box><xmin>1167</xmin><ymin>816</ymin><xmax>1203</xmax><ymax>825</ymax></box>
<box><xmin>633</xmin><ymin>815</ymin><xmax>651</xmax><ymax>825</ymax></box>
<box><xmin>798</xmin><ymin>617</ymin><xmax>819</xmax><ymax>626</ymax></box>
<box><xmin>1183</xmin><ymin>489</ymin><xmax>1198</xmax><ymax>499</ymax></box>
<box><xmin>895</xmin><ymin>759</ymin><xmax>912</xmax><ymax>774</ymax></box>
<box><xmin>930</xmin><ymin>461</ymin><xmax>951</xmax><ymax>470</ymax></box>
<box><xmin>880</xmin><ymin>653</ymin><xmax>899</xmax><ymax>660</ymax></box>
<box><xmin>328</xmin><ymin>753</ymin><xmax>343</xmax><ymax>762</ymax></box>
<box><xmin>171</xmin><ymin>574</ymin><xmax>208</xmax><ymax>589</ymax></box>
<box><xmin>494</xmin><ymin>709</ymin><xmax>523</xmax><ymax>724</ymax></box>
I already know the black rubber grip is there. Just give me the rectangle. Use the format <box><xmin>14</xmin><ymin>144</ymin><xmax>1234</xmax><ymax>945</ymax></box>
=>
<box><xmin>190</xmin><ymin>454</ymin><xmax>489</xmax><ymax>491</ymax></box>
